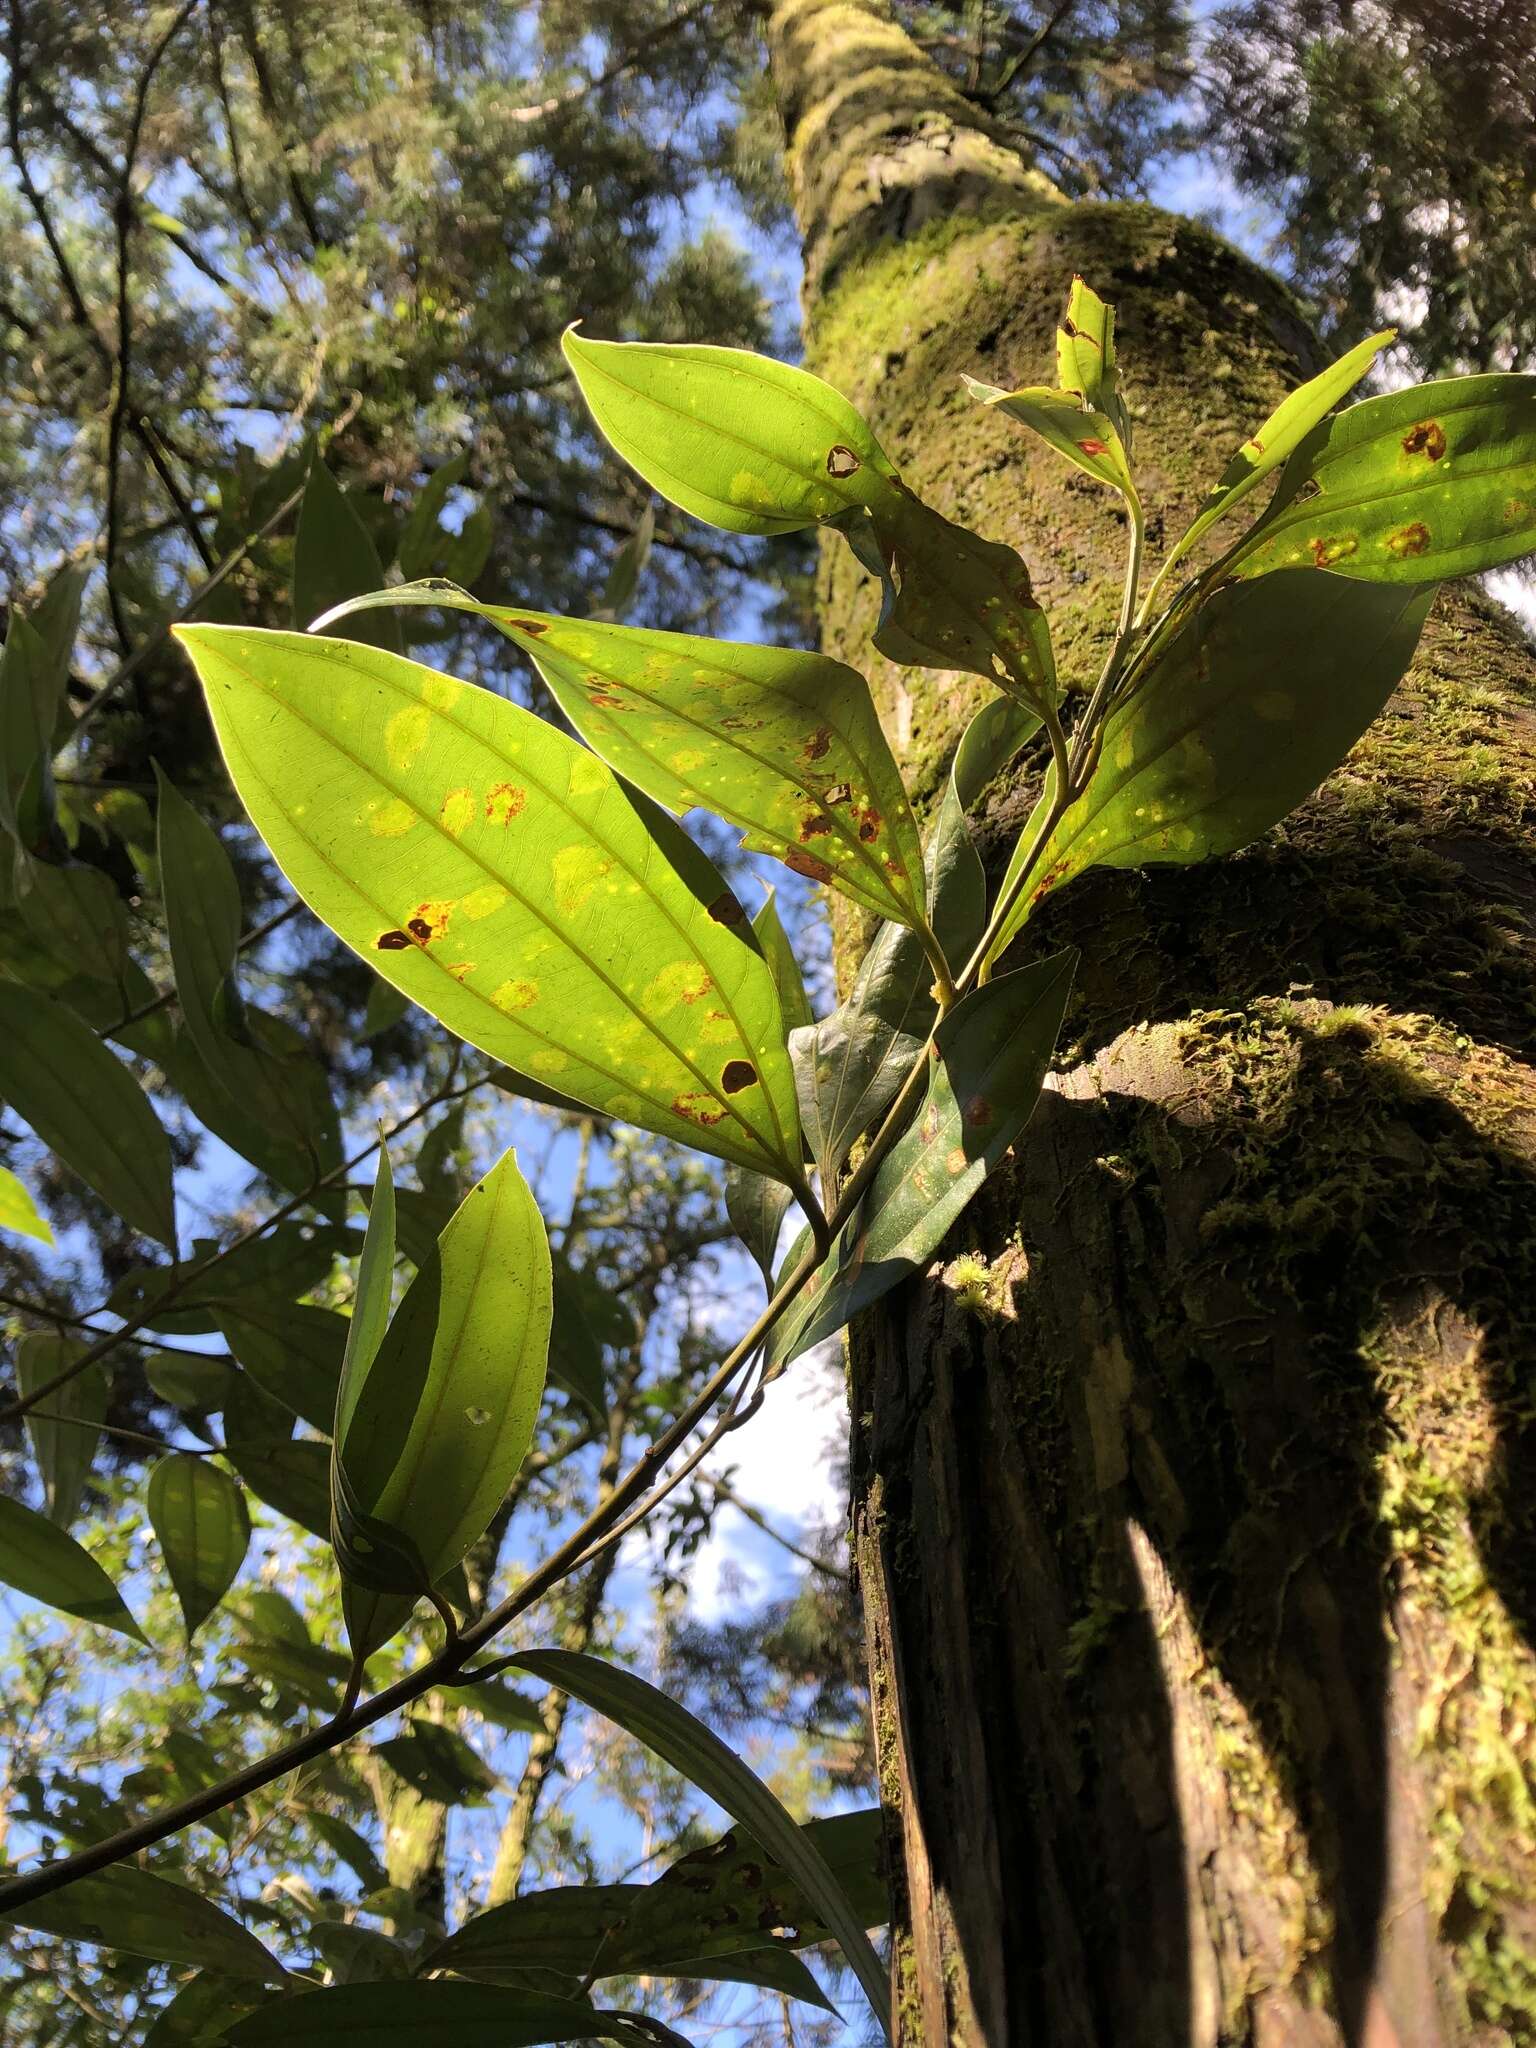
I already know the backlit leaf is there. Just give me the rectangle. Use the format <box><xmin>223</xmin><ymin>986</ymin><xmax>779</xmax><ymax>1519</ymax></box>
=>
<box><xmin>0</xmin><ymin>1864</ymin><xmax>281</xmax><ymax>1980</ymax></box>
<box><xmin>1163</xmin><ymin>328</ymin><xmax>1392</xmax><ymax>572</ymax></box>
<box><xmin>148</xmin><ymin>1454</ymin><xmax>251</xmax><ymax>1639</ymax></box>
<box><xmin>175</xmin><ymin>626</ymin><xmax>805</xmax><ymax>1183</ymax></box>
<box><xmin>961</xmin><ymin>376</ymin><xmax>1136</xmax><ymax>501</ymax></box>
<box><xmin>1231</xmin><ymin>373</ymin><xmax>1536</xmax><ymax>584</ymax></box>
<box><xmin>144</xmin><ymin>1971</ymin><xmax>279</xmax><ymax>2044</ymax></box>
<box><xmin>374</xmin><ymin>1723</ymin><xmax>497</xmax><ymax>1807</ymax></box>
<box><xmin>14</xmin><ymin>853</ymin><xmax>130</xmax><ymax>983</ymax></box>
<box><xmin>508</xmin><ymin>1649</ymin><xmax>890</xmax><ymax>2032</ymax></box>
<box><xmin>145</xmin><ymin>1348</ymin><xmax>237</xmax><ymax>1414</ymax></box>
<box><xmin>0</xmin><ymin>984</ymin><xmax>176</xmax><ymax>1248</ymax></box>
<box><xmin>1056</xmin><ymin>275</ymin><xmax>1126</xmax><ymax>436</ymax></box>
<box><xmin>16</xmin><ymin>1332</ymin><xmax>106</xmax><ymax>1526</ymax></box>
<box><xmin>986</xmin><ymin>570</ymin><xmax>1433</xmax><ymax>962</ymax></box>
<box><xmin>0</xmin><ymin>1164</ymin><xmax>52</xmax><ymax>1245</ymax></box>
<box><xmin>314</xmin><ymin>583</ymin><xmax>927</xmax><ymax>930</ymax></box>
<box><xmin>332</xmin><ymin>1148</ymin><xmax>551</xmax><ymax>1595</ymax></box>
<box><xmin>771</xmin><ymin>952</ymin><xmax>1075</xmax><ymax>1371</ymax></box>
<box><xmin>397</xmin><ymin>452</ymin><xmax>471</xmax><ymax>582</ymax></box>
<box><xmin>725</xmin><ymin>1164</ymin><xmax>792</xmax><ymax>1291</ymax></box>
<box><xmin>562</xmin><ymin>329</ymin><xmax>897</xmax><ymax>535</ymax></box>
<box><xmin>0</xmin><ymin>1491</ymin><xmax>147</xmax><ymax>1642</ymax></box>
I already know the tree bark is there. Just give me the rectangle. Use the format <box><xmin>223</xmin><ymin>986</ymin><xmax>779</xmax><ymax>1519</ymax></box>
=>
<box><xmin>768</xmin><ymin>4</ymin><xmax>1536</xmax><ymax>2042</ymax></box>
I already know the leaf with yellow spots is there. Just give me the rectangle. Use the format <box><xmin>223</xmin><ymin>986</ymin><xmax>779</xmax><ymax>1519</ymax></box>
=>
<box><xmin>983</xmin><ymin>570</ymin><xmax>1432</xmax><ymax>969</ymax></box>
<box><xmin>173</xmin><ymin>627</ymin><xmax>807</xmax><ymax>1184</ymax></box>
<box><xmin>765</xmin><ymin>952</ymin><xmax>1075</xmax><ymax>1375</ymax></box>
<box><xmin>560</xmin><ymin>329</ymin><xmax>899</xmax><ymax>535</ymax></box>
<box><xmin>311</xmin><ymin>583</ymin><xmax>929</xmax><ymax>932</ymax></box>
<box><xmin>1229</xmin><ymin>372</ymin><xmax>1536</xmax><ymax>586</ymax></box>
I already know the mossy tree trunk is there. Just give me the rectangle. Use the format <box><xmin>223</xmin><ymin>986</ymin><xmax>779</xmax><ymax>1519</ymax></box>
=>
<box><xmin>768</xmin><ymin>4</ymin><xmax>1536</xmax><ymax>2042</ymax></box>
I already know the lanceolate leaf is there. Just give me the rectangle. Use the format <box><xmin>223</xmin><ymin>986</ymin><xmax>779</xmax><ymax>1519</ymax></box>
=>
<box><xmin>16</xmin><ymin>1332</ymin><xmax>107</xmax><ymax>1527</ymax></box>
<box><xmin>429</xmin><ymin>1808</ymin><xmax>885</xmax><ymax>1997</ymax></box>
<box><xmin>1163</xmin><ymin>327</ymin><xmax>1392</xmax><ymax>572</ymax></box>
<box><xmin>562</xmin><ymin>330</ymin><xmax>899</xmax><ymax>534</ymax></box>
<box><xmin>292</xmin><ymin>458</ymin><xmax>402</xmax><ymax>653</ymax></box>
<box><xmin>0</xmin><ymin>1864</ymin><xmax>281</xmax><ymax>1980</ymax></box>
<box><xmin>0</xmin><ymin>985</ymin><xmax>176</xmax><ymax>1248</ymax></box>
<box><xmin>961</xmin><ymin>376</ymin><xmax>1137</xmax><ymax>501</ymax></box>
<box><xmin>752</xmin><ymin>889</ymin><xmax>813</xmax><ymax>1040</ymax></box>
<box><xmin>1230</xmin><ymin>372</ymin><xmax>1536</xmax><ymax>584</ymax></box>
<box><xmin>374</xmin><ymin>1723</ymin><xmax>498</xmax><ymax>1806</ymax></box>
<box><xmin>725</xmin><ymin>1164</ymin><xmax>793</xmax><ymax>1291</ymax></box>
<box><xmin>314</xmin><ymin>584</ymin><xmax>927</xmax><ymax>929</ymax></box>
<box><xmin>508</xmin><ymin>1649</ymin><xmax>891</xmax><ymax>2033</ymax></box>
<box><xmin>175</xmin><ymin>626</ymin><xmax>805</xmax><ymax>1184</ymax></box>
<box><xmin>226</xmin><ymin>1981</ymin><xmax>664</xmax><ymax>2046</ymax></box>
<box><xmin>986</xmin><ymin>569</ymin><xmax>1434</xmax><ymax>963</ymax></box>
<box><xmin>1056</xmin><ymin>275</ymin><xmax>1127</xmax><ymax>437</ymax></box>
<box><xmin>148</xmin><ymin>1455</ymin><xmax>251</xmax><ymax>1639</ymax></box>
<box><xmin>332</xmin><ymin>1149</ymin><xmax>552</xmax><ymax>1596</ymax></box>
<box><xmin>156</xmin><ymin>770</ymin><xmax>344</xmax><ymax>1204</ymax></box>
<box><xmin>0</xmin><ymin>1164</ymin><xmax>53</xmax><ymax>1245</ymax></box>
<box><xmin>771</xmin><ymin>952</ymin><xmax>1076</xmax><ymax>1372</ymax></box>
<box><xmin>792</xmin><ymin>697</ymin><xmax>1037</xmax><ymax>1188</ymax></box>
<box><xmin>0</xmin><ymin>1492</ymin><xmax>147</xmax><ymax>1643</ymax></box>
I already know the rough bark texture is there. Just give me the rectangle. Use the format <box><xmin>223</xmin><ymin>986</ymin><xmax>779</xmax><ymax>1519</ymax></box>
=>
<box><xmin>768</xmin><ymin>3</ymin><xmax>1536</xmax><ymax>2042</ymax></box>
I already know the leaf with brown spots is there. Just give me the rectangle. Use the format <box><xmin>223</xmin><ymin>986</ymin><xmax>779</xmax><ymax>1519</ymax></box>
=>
<box><xmin>311</xmin><ymin>582</ymin><xmax>928</xmax><ymax>930</ymax></box>
<box><xmin>1231</xmin><ymin>370</ymin><xmax>1536</xmax><ymax>585</ymax></box>
<box><xmin>423</xmin><ymin>1809</ymin><xmax>885</xmax><ymax>2007</ymax></box>
<box><xmin>768</xmin><ymin>951</ymin><xmax>1075</xmax><ymax>1375</ymax></box>
<box><xmin>961</xmin><ymin>376</ymin><xmax>1137</xmax><ymax>503</ymax></box>
<box><xmin>560</xmin><ymin>330</ymin><xmax>898</xmax><ymax>535</ymax></box>
<box><xmin>174</xmin><ymin>626</ymin><xmax>805</xmax><ymax>1184</ymax></box>
<box><xmin>1155</xmin><ymin>327</ymin><xmax>1392</xmax><ymax>583</ymax></box>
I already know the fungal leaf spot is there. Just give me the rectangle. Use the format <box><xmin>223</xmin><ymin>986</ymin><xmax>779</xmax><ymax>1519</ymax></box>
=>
<box><xmin>1310</xmin><ymin>534</ymin><xmax>1359</xmax><ymax>566</ymax></box>
<box><xmin>376</xmin><ymin>929</ymin><xmax>412</xmax><ymax>951</ymax></box>
<box><xmin>369</xmin><ymin>797</ymin><xmax>417</xmax><ymax>839</ymax></box>
<box><xmin>485</xmin><ymin>782</ymin><xmax>527</xmax><ymax>825</ymax></box>
<box><xmin>1401</xmin><ymin>420</ymin><xmax>1447</xmax><ymax>461</ymax></box>
<box><xmin>826</xmin><ymin>444</ymin><xmax>861</xmax><ymax>479</ymax></box>
<box><xmin>439</xmin><ymin>787</ymin><xmax>475</xmax><ymax>837</ymax></box>
<box><xmin>1385</xmin><ymin>521</ymin><xmax>1431</xmax><ymax>557</ymax></box>
<box><xmin>721</xmin><ymin>1059</ymin><xmax>757</xmax><ymax>1094</ymax></box>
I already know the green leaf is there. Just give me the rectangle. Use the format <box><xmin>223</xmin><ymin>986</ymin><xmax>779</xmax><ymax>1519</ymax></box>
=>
<box><xmin>148</xmin><ymin>1455</ymin><xmax>251</xmax><ymax>1639</ymax></box>
<box><xmin>1056</xmin><ymin>275</ymin><xmax>1126</xmax><ymax>435</ymax></box>
<box><xmin>374</xmin><ymin>1722</ymin><xmax>497</xmax><ymax>1806</ymax></box>
<box><xmin>1</xmin><ymin>1864</ymin><xmax>281</xmax><ymax>1980</ymax></box>
<box><xmin>157</xmin><ymin>770</ymin><xmax>344</xmax><ymax>1203</ymax></box>
<box><xmin>725</xmin><ymin>1164</ymin><xmax>792</xmax><ymax>1291</ymax></box>
<box><xmin>307</xmin><ymin>1811</ymin><xmax>389</xmax><ymax>1893</ymax></box>
<box><xmin>15</xmin><ymin>1332</ymin><xmax>107</xmax><ymax>1526</ymax></box>
<box><xmin>961</xmin><ymin>376</ymin><xmax>1137</xmax><ymax>501</ymax></box>
<box><xmin>593</xmin><ymin>499</ymin><xmax>654</xmax><ymax>620</ymax></box>
<box><xmin>225</xmin><ymin>1981</ymin><xmax>656</xmax><ymax>2046</ymax></box>
<box><xmin>430</xmin><ymin>1809</ymin><xmax>885</xmax><ymax>2003</ymax></box>
<box><xmin>215</xmin><ymin>1302</ymin><xmax>348</xmax><ymax>1433</ymax></box>
<box><xmin>0</xmin><ymin>1164</ymin><xmax>53</xmax><ymax>1245</ymax></box>
<box><xmin>146</xmin><ymin>1349</ymin><xmax>238</xmax><ymax>1414</ymax></box>
<box><xmin>229</xmin><ymin>1436</ymin><xmax>333</xmax><ymax>1542</ymax></box>
<box><xmin>1229</xmin><ymin>371</ymin><xmax>1536</xmax><ymax>585</ymax></box>
<box><xmin>753</xmin><ymin>888</ymin><xmax>813</xmax><ymax>1038</ymax></box>
<box><xmin>986</xmin><ymin>569</ymin><xmax>1434</xmax><ymax>962</ymax></box>
<box><xmin>175</xmin><ymin>625</ymin><xmax>805</xmax><ymax>1183</ymax></box>
<box><xmin>13</xmin><ymin>853</ymin><xmax>130</xmax><ymax>983</ymax></box>
<box><xmin>771</xmin><ymin>953</ymin><xmax>1076</xmax><ymax>1372</ymax></box>
<box><xmin>562</xmin><ymin>329</ymin><xmax>898</xmax><ymax>535</ymax></box>
<box><xmin>360</xmin><ymin>974</ymin><xmax>411</xmax><ymax>1039</ymax></box>
<box><xmin>835</xmin><ymin>493</ymin><xmax>1056</xmax><ymax>707</ymax></box>
<box><xmin>436</xmin><ymin>1671</ymin><xmax>545</xmax><ymax>1734</ymax></box>
<box><xmin>0</xmin><ymin>1490</ymin><xmax>145</xmax><ymax>1641</ymax></box>
<box><xmin>0</xmin><ymin>985</ymin><xmax>176</xmax><ymax>1247</ymax></box>
<box><xmin>0</xmin><ymin>569</ymin><xmax>84</xmax><ymax>848</ymax></box>
<box><xmin>792</xmin><ymin>697</ymin><xmax>1036</xmax><ymax>1188</ymax></box>
<box><xmin>312</xmin><ymin>1921</ymin><xmax>415</xmax><ymax>1985</ymax></box>
<box><xmin>332</xmin><ymin>1148</ymin><xmax>552</xmax><ymax>1595</ymax></box>
<box><xmin>315</xmin><ymin>584</ymin><xmax>927</xmax><ymax>929</ymax></box>
<box><xmin>1164</xmin><ymin>328</ymin><xmax>1392</xmax><ymax>573</ymax></box>
<box><xmin>145</xmin><ymin>1972</ymin><xmax>280</xmax><ymax>2044</ymax></box>
<box><xmin>292</xmin><ymin>459</ymin><xmax>401</xmax><ymax>652</ymax></box>
<box><xmin>397</xmin><ymin>452</ymin><xmax>471</xmax><ymax>582</ymax></box>
<box><xmin>342</xmin><ymin>1146</ymin><xmax>398</xmax><ymax>1438</ymax></box>
<box><xmin>547</xmin><ymin>1255</ymin><xmax>617</xmax><ymax>1421</ymax></box>
<box><xmin>507</xmin><ymin>1649</ymin><xmax>891</xmax><ymax>2033</ymax></box>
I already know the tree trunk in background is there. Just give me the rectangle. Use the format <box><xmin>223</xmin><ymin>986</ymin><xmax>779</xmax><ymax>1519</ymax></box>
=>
<box><xmin>768</xmin><ymin>4</ymin><xmax>1536</xmax><ymax>2042</ymax></box>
